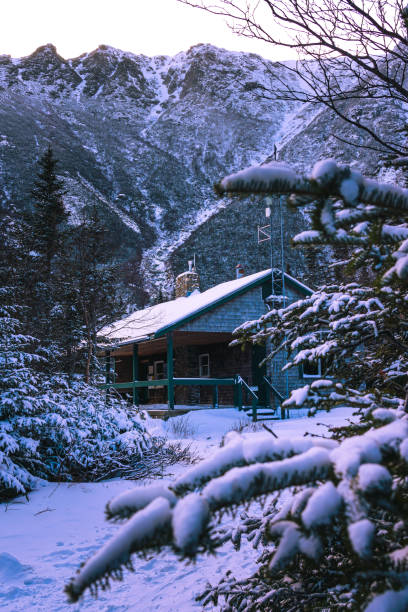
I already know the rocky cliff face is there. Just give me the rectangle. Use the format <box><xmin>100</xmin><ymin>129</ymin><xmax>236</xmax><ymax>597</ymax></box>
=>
<box><xmin>0</xmin><ymin>43</ymin><xmax>402</xmax><ymax>298</ymax></box>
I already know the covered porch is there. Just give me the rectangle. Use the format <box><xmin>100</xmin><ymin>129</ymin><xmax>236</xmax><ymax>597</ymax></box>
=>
<box><xmin>102</xmin><ymin>330</ymin><xmax>284</xmax><ymax>420</ymax></box>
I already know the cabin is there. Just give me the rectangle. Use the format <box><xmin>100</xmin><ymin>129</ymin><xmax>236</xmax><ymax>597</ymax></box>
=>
<box><xmin>101</xmin><ymin>264</ymin><xmax>312</xmax><ymax>417</ymax></box>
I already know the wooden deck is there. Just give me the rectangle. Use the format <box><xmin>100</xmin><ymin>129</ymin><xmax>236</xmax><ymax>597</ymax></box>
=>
<box><xmin>143</xmin><ymin>405</ymin><xmax>234</xmax><ymax>419</ymax></box>
<box><xmin>144</xmin><ymin>408</ymin><xmax>194</xmax><ymax>419</ymax></box>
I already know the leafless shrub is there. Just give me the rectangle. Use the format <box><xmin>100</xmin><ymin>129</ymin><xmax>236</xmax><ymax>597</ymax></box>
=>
<box><xmin>164</xmin><ymin>415</ymin><xmax>198</xmax><ymax>438</ymax></box>
<box><xmin>230</xmin><ymin>419</ymin><xmax>264</xmax><ymax>434</ymax></box>
<box><xmin>82</xmin><ymin>436</ymin><xmax>199</xmax><ymax>482</ymax></box>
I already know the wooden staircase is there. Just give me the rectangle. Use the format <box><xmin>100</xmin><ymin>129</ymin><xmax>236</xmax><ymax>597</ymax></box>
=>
<box><xmin>236</xmin><ymin>376</ymin><xmax>287</xmax><ymax>422</ymax></box>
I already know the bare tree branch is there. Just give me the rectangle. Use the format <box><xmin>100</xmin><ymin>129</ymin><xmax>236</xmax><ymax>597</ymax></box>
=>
<box><xmin>178</xmin><ymin>0</ymin><xmax>408</xmax><ymax>156</ymax></box>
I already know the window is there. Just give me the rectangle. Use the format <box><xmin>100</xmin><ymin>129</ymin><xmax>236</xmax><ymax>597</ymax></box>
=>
<box><xmin>302</xmin><ymin>360</ymin><xmax>321</xmax><ymax>378</ymax></box>
<box><xmin>302</xmin><ymin>351</ymin><xmax>333</xmax><ymax>379</ymax></box>
<box><xmin>152</xmin><ymin>360</ymin><xmax>167</xmax><ymax>389</ymax></box>
<box><xmin>302</xmin><ymin>357</ymin><xmax>333</xmax><ymax>378</ymax></box>
<box><xmin>199</xmin><ymin>353</ymin><xmax>210</xmax><ymax>377</ymax></box>
<box><xmin>301</xmin><ymin>332</ymin><xmax>333</xmax><ymax>379</ymax></box>
<box><xmin>154</xmin><ymin>360</ymin><xmax>166</xmax><ymax>380</ymax></box>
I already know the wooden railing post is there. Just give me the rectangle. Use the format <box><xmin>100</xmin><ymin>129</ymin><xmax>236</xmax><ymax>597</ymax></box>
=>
<box><xmin>233</xmin><ymin>377</ymin><xmax>238</xmax><ymax>408</ymax></box>
<box><xmin>237</xmin><ymin>378</ymin><xmax>243</xmax><ymax>410</ymax></box>
<box><xmin>252</xmin><ymin>398</ymin><xmax>258</xmax><ymax>422</ymax></box>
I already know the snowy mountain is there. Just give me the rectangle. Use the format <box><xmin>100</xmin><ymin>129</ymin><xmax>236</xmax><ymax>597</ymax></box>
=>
<box><xmin>0</xmin><ymin>43</ymin><xmax>402</xmax><ymax>296</ymax></box>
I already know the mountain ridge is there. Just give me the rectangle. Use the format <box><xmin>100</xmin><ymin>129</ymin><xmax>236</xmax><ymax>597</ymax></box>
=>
<box><xmin>0</xmin><ymin>43</ymin><xmax>403</xmax><ymax>299</ymax></box>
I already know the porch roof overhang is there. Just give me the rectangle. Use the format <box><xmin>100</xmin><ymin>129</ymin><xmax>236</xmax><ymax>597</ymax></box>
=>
<box><xmin>110</xmin><ymin>331</ymin><xmax>234</xmax><ymax>357</ymax></box>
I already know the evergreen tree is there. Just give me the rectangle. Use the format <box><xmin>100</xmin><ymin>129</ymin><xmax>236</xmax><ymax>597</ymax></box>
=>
<box><xmin>120</xmin><ymin>254</ymin><xmax>149</xmax><ymax>308</ymax></box>
<box><xmin>30</xmin><ymin>145</ymin><xmax>67</xmax><ymax>279</ymax></box>
<box><xmin>0</xmin><ymin>203</ymin><xmax>29</xmax><ymax>293</ymax></box>
<box><xmin>0</xmin><ymin>292</ymin><xmax>45</xmax><ymax>498</ymax></box>
<box><xmin>25</xmin><ymin>146</ymin><xmax>69</xmax><ymax>355</ymax></box>
<box><xmin>0</xmin><ymin>287</ymin><xmax>151</xmax><ymax>502</ymax></box>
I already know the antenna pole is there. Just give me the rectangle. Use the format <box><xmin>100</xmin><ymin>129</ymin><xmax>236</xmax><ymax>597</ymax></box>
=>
<box><xmin>265</xmin><ymin>197</ymin><xmax>274</xmax><ymax>295</ymax></box>
<box><xmin>270</xmin><ymin>208</ymin><xmax>274</xmax><ymax>296</ymax></box>
<box><xmin>279</xmin><ymin>194</ymin><xmax>289</xmax><ymax>400</ymax></box>
<box><xmin>279</xmin><ymin>195</ymin><xmax>286</xmax><ymax>301</ymax></box>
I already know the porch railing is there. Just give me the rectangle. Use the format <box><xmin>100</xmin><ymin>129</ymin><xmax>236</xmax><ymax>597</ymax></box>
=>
<box><xmin>102</xmin><ymin>375</ymin><xmax>288</xmax><ymax>422</ymax></box>
<box><xmin>235</xmin><ymin>375</ymin><xmax>259</xmax><ymax>421</ymax></box>
<box><xmin>101</xmin><ymin>377</ymin><xmax>236</xmax><ymax>411</ymax></box>
<box><xmin>262</xmin><ymin>376</ymin><xmax>287</xmax><ymax>419</ymax></box>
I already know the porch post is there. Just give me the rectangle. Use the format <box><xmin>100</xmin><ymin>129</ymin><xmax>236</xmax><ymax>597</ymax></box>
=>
<box><xmin>132</xmin><ymin>343</ymin><xmax>139</xmax><ymax>406</ymax></box>
<box><xmin>212</xmin><ymin>385</ymin><xmax>219</xmax><ymax>409</ymax></box>
<box><xmin>167</xmin><ymin>332</ymin><xmax>174</xmax><ymax>411</ymax></box>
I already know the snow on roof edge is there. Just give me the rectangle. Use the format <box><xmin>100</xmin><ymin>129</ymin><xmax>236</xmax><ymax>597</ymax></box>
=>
<box><xmin>154</xmin><ymin>268</ymin><xmax>274</xmax><ymax>338</ymax></box>
<box><xmin>154</xmin><ymin>269</ymin><xmax>312</xmax><ymax>338</ymax></box>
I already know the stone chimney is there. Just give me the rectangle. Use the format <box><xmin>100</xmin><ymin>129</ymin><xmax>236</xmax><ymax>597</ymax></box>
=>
<box><xmin>235</xmin><ymin>263</ymin><xmax>245</xmax><ymax>279</ymax></box>
<box><xmin>175</xmin><ymin>260</ymin><xmax>200</xmax><ymax>298</ymax></box>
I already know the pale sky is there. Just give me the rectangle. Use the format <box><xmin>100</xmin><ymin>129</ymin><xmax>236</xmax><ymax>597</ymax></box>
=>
<box><xmin>0</xmin><ymin>0</ymin><xmax>292</xmax><ymax>61</ymax></box>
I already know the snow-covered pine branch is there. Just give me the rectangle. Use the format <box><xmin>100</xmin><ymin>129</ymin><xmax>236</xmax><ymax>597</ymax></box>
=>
<box><xmin>66</xmin><ymin>416</ymin><xmax>408</xmax><ymax>605</ymax></box>
<box><xmin>216</xmin><ymin>159</ymin><xmax>408</xmax><ymax>212</ymax></box>
<box><xmin>216</xmin><ymin>159</ymin><xmax>408</xmax><ymax>280</ymax></box>
<box><xmin>232</xmin><ymin>282</ymin><xmax>408</xmax><ymax>415</ymax></box>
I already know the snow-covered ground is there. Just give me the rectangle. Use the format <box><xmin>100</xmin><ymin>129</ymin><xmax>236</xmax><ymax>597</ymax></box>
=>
<box><xmin>0</xmin><ymin>407</ymin><xmax>357</xmax><ymax>611</ymax></box>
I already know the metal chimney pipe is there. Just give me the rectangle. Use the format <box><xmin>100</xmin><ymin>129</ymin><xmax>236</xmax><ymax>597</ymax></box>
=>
<box><xmin>236</xmin><ymin>264</ymin><xmax>245</xmax><ymax>279</ymax></box>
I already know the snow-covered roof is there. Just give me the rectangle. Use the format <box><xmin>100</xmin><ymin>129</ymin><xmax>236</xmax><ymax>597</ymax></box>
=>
<box><xmin>101</xmin><ymin>269</ymin><xmax>311</xmax><ymax>346</ymax></box>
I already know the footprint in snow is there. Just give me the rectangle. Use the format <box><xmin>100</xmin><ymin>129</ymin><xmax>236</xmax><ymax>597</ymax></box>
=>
<box><xmin>41</xmin><ymin>548</ymin><xmax>74</xmax><ymax>560</ymax></box>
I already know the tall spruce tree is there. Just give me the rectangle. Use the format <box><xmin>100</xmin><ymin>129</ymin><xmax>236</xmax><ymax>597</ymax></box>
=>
<box><xmin>27</xmin><ymin>146</ymin><xmax>68</xmax><ymax>355</ymax></box>
<box><xmin>27</xmin><ymin>150</ymin><xmax>128</xmax><ymax>376</ymax></box>
<box><xmin>31</xmin><ymin>145</ymin><xmax>67</xmax><ymax>279</ymax></box>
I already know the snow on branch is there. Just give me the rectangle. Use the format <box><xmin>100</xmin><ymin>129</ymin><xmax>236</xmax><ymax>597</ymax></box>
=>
<box><xmin>171</xmin><ymin>433</ymin><xmax>337</xmax><ymax>494</ymax></box>
<box><xmin>216</xmin><ymin>159</ymin><xmax>408</xmax><ymax>280</ymax></box>
<box><xmin>384</xmin><ymin>237</ymin><xmax>408</xmax><ymax>281</ymax></box>
<box><xmin>365</xmin><ymin>587</ymin><xmax>408</xmax><ymax>612</ymax></box>
<box><xmin>202</xmin><ymin>446</ymin><xmax>332</xmax><ymax>509</ymax></box>
<box><xmin>216</xmin><ymin>159</ymin><xmax>408</xmax><ymax>211</ymax></box>
<box><xmin>106</xmin><ymin>483</ymin><xmax>177</xmax><ymax>520</ymax></box>
<box><xmin>66</xmin><ymin>497</ymin><xmax>173</xmax><ymax>602</ymax></box>
<box><xmin>215</xmin><ymin>161</ymin><xmax>305</xmax><ymax>196</ymax></box>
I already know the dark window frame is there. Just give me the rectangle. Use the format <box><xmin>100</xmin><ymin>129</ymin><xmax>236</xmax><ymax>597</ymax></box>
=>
<box><xmin>199</xmin><ymin>353</ymin><xmax>210</xmax><ymax>378</ymax></box>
